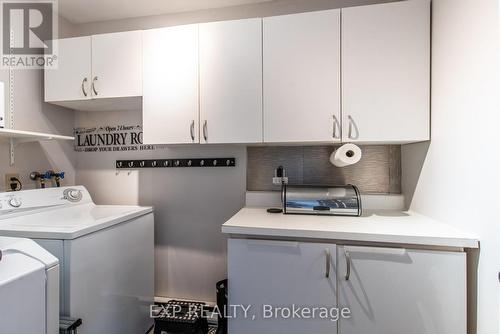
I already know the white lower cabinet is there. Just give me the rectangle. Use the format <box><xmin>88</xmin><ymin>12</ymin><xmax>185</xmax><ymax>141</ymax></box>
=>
<box><xmin>228</xmin><ymin>240</ymin><xmax>467</xmax><ymax>334</ymax></box>
<box><xmin>228</xmin><ymin>239</ymin><xmax>338</xmax><ymax>334</ymax></box>
<box><xmin>337</xmin><ymin>245</ymin><xmax>466</xmax><ymax>334</ymax></box>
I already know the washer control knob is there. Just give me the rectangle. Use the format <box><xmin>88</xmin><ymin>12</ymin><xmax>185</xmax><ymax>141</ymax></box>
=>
<box><xmin>8</xmin><ymin>198</ymin><xmax>22</xmax><ymax>208</ymax></box>
<box><xmin>63</xmin><ymin>189</ymin><xmax>83</xmax><ymax>202</ymax></box>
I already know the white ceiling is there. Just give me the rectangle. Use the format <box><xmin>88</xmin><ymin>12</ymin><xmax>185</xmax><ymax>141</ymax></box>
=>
<box><xmin>59</xmin><ymin>0</ymin><xmax>275</xmax><ymax>24</ymax></box>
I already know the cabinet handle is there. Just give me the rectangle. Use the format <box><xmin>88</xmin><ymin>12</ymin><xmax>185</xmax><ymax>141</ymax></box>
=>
<box><xmin>190</xmin><ymin>120</ymin><xmax>195</xmax><ymax>141</ymax></box>
<box><xmin>91</xmin><ymin>76</ymin><xmax>98</xmax><ymax>96</ymax></box>
<box><xmin>203</xmin><ymin>120</ymin><xmax>208</xmax><ymax>141</ymax></box>
<box><xmin>344</xmin><ymin>246</ymin><xmax>406</xmax><ymax>255</ymax></box>
<box><xmin>348</xmin><ymin>116</ymin><xmax>353</xmax><ymax>139</ymax></box>
<box><xmin>81</xmin><ymin>77</ymin><xmax>88</xmax><ymax>97</ymax></box>
<box><xmin>332</xmin><ymin>115</ymin><xmax>340</xmax><ymax>139</ymax></box>
<box><xmin>345</xmin><ymin>250</ymin><xmax>351</xmax><ymax>281</ymax></box>
<box><xmin>246</xmin><ymin>240</ymin><xmax>299</xmax><ymax>248</ymax></box>
<box><xmin>325</xmin><ymin>249</ymin><xmax>331</xmax><ymax>278</ymax></box>
<box><xmin>347</xmin><ymin>116</ymin><xmax>359</xmax><ymax>140</ymax></box>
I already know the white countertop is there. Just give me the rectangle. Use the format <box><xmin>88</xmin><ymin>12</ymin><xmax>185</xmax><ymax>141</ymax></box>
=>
<box><xmin>222</xmin><ymin>207</ymin><xmax>479</xmax><ymax>248</ymax></box>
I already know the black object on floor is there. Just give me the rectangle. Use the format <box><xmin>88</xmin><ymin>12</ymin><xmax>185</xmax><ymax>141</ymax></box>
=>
<box><xmin>154</xmin><ymin>300</ymin><xmax>208</xmax><ymax>334</ymax></box>
<box><xmin>216</xmin><ymin>279</ymin><xmax>228</xmax><ymax>334</ymax></box>
<box><xmin>267</xmin><ymin>208</ymin><xmax>283</xmax><ymax>214</ymax></box>
<box><xmin>59</xmin><ymin>316</ymin><xmax>82</xmax><ymax>334</ymax></box>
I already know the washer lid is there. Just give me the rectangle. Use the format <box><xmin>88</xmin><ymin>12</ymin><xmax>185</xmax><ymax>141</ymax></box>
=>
<box><xmin>0</xmin><ymin>204</ymin><xmax>153</xmax><ymax>240</ymax></box>
<box><xmin>0</xmin><ymin>237</ymin><xmax>58</xmax><ymax>269</ymax></box>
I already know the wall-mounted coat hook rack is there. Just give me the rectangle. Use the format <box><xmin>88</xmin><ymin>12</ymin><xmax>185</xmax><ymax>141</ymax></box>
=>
<box><xmin>116</xmin><ymin>158</ymin><xmax>236</xmax><ymax>169</ymax></box>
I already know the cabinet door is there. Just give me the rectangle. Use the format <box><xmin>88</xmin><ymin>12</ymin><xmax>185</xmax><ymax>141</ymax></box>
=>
<box><xmin>45</xmin><ymin>36</ymin><xmax>91</xmax><ymax>102</ymax></box>
<box><xmin>142</xmin><ymin>25</ymin><xmax>199</xmax><ymax>144</ymax></box>
<box><xmin>91</xmin><ymin>31</ymin><xmax>142</xmax><ymax>99</ymax></box>
<box><xmin>228</xmin><ymin>239</ymin><xmax>337</xmax><ymax>334</ymax></box>
<box><xmin>342</xmin><ymin>0</ymin><xmax>430</xmax><ymax>143</ymax></box>
<box><xmin>199</xmin><ymin>19</ymin><xmax>262</xmax><ymax>144</ymax></box>
<box><xmin>263</xmin><ymin>10</ymin><xmax>341</xmax><ymax>143</ymax></box>
<box><xmin>337</xmin><ymin>246</ymin><xmax>466</xmax><ymax>334</ymax></box>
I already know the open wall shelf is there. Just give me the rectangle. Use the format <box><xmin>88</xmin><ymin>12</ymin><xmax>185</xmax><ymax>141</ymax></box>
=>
<box><xmin>0</xmin><ymin>128</ymin><xmax>74</xmax><ymax>165</ymax></box>
<box><xmin>0</xmin><ymin>128</ymin><xmax>74</xmax><ymax>143</ymax></box>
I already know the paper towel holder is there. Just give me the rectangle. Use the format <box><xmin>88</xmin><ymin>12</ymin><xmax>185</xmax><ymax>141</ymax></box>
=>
<box><xmin>330</xmin><ymin>143</ymin><xmax>362</xmax><ymax>167</ymax></box>
<box><xmin>345</xmin><ymin>150</ymin><xmax>355</xmax><ymax>158</ymax></box>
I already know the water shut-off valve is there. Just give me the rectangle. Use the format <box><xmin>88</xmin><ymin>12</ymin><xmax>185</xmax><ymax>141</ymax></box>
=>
<box><xmin>30</xmin><ymin>170</ymin><xmax>65</xmax><ymax>188</ymax></box>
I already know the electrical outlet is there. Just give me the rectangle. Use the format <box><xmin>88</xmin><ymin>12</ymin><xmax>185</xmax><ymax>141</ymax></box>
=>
<box><xmin>4</xmin><ymin>173</ymin><xmax>20</xmax><ymax>192</ymax></box>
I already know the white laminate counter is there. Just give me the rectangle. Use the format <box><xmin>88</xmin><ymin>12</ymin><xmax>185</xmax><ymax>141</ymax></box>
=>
<box><xmin>222</xmin><ymin>207</ymin><xmax>479</xmax><ymax>248</ymax></box>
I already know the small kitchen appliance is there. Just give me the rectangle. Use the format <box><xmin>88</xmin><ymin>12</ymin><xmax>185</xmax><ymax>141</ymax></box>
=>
<box><xmin>283</xmin><ymin>184</ymin><xmax>362</xmax><ymax>216</ymax></box>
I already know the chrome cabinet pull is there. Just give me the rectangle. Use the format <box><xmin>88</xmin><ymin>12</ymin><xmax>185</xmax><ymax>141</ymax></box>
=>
<box><xmin>347</xmin><ymin>115</ymin><xmax>359</xmax><ymax>140</ymax></box>
<box><xmin>345</xmin><ymin>250</ymin><xmax>351</xmax><ymax>281</ymax></box>
<box><xmin>203</xmin><ymin>120</ymin><xmax>208</xmax><ymax>141</ymax></box>
<box><xmin>348</xmin><ymin>116</ymin><xmax>353</xmax><ymax>139</ymax></box>
<box><xmin>325</xmin><ymin>249</ymin><xmax>331</xmax><ymax>278</ymax></box>
<box><xmin>81</xmin><ymin>77</ymin><xmax>88</xmax><ymax>97</ymax></box>
<box><xmin>332</xmin><ymin>115</ymin><xmax>340</xmax><ymax>139</ymax></box>
<box><xmin>190</xmin><ymin>120</ymin><xmax>195</xmax><ymax>141</ymax></box>
<box><xmin>91</xmin><ymin>76</ymin><xmax>98</xmax><ymax>96</ymax></box>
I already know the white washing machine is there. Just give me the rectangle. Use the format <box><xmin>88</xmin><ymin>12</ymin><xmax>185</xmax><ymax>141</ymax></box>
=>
<box><xmin>0</xmin><ymin>186</ymin><xmax>155</xmax><ymax>334</ymax></box>
<box><xmin>0</xmin><ymin>236</ymin><xmax>59</xmax><ymax>334</ymax></box>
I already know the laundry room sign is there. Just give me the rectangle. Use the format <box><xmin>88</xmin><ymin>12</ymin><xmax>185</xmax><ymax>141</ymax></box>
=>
<box><xmin>74</xmin><ymin>125</ymin><xmax>157</xmax><ymax>152</ymax></box>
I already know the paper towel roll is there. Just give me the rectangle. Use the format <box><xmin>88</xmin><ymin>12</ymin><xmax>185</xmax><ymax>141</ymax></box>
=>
<box><xmin>330</xmin><ymin>143</ymin><xmax>362</xmax><ymax>167</ymax></box>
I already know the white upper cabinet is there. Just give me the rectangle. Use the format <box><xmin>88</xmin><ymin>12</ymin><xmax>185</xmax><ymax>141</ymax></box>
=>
<box><xmin>46</xmin><ymin>3</ymin><xmax>430</xmax><ymax>144</ymax></box>
<box><xmin>263</xmin><ymin>10</ymin><xmax>341</xmax><ymax>143</ymax></box>
<box><xmin>199</xmin><ymin>18</ymin><xmax>263</xmax><ymax>144</ymax></box>
<box><xmin>342</xmin><ymin>0</ymin><xmax>430</xmax><ymax>143</ymax></box>
<box><xmin>142</xmin><ymin>25</ymin><xmax>199</xmax><ymax>145</ymax></box>
<box><xmin>45</xmin><ymin>31</ymin><xmax>142</xmax><ymax>111</ymax></box>
<box><xmin>91</xmin><ymin>31</ymin><xmax>142</xmax><ymax>99</ymax></box>
<box><xmin>45</xmin><ymin>36</ymin><xmax>92</xmax><ymax>102</ymax></box>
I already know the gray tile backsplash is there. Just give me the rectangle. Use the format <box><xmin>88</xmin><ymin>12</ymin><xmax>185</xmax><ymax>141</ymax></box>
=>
<box><xmin>247</xmin><ymin>145</ymin><xmax>401</xmax><ymax>194</ymax></box>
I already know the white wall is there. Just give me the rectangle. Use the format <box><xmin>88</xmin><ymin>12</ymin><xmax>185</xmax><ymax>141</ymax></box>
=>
<box><xmin>0</xmin><ymin>69</ymin><xmax>76</xmax><ymax>190</ymax></box>
<box><xmin>402</xmin><ymin>0</ymin><xmax>500</xmax><ymax>333</ymax></box>
<box><xmin>0</xmin><ymin>16</ymin><xmax>77</xmax><ymax>190</ymax></box>
<box><xmin>59</xmin><ymin>15</ymin><xmax>79</xmax><ymax>38</ymax></box>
